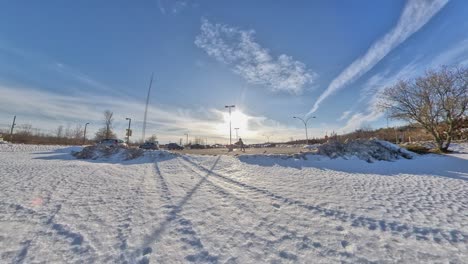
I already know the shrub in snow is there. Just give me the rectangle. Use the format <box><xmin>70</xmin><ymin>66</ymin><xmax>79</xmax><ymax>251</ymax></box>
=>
<box><xmin>73</xmin><ymin>145</ymin><xmax>144</xmax><ymax>160</ymax></box>
<box><xmin>317</xmin><ymin>139</ymin><xmax>414</xmax><ymax>162</ymax></box>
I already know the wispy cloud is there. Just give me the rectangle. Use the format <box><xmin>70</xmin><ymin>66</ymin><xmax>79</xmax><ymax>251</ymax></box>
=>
<box><xmin>195</xmin><ymin>19</ymin><xmax>318</xmax><ymax>94</ymax></box>
<box><xmin>340</xmin><ymin>37</ymin><xmax>468</xmax><ymax>132</ymax></box>
<box><xmin>338</xmin><ymin>111</ymin><xmax>352</xmax><ymax>121</ymax></box>
<box><xmin>158</xmin><ymin>0</ymin><xmax>191</xmax><ymax>15</ymax></box>
<box><xmin>0</xmin><ymin>84</ymin><xmax>323</xmax><ymax>143</ymax></box>
<box><xmin>340</xmin><ymin>62</ymin><xmax>420</xmax><ymax>132</ymax></box>
<box><xmin>308</xmin><ymin>0</ymin><xmax>448</xmax><ymax>114</ymax></box>
<box><xmin>0</xmin><ymin>43</ymin><xmax>117</xmax><ymax>95</ymax></box>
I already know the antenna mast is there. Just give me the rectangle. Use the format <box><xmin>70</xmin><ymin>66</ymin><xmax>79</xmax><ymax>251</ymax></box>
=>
<box><xmin>142</xmin><ymin>73</ymin><xmax>154</xmax><ymax>142</ymax></box>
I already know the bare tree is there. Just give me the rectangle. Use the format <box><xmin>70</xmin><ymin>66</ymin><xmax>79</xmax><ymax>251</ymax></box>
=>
<box><xmin>95</xmin><ymin>110</ymin><xmax>117</xmax><ymax>141</ymax></box>
<box><xmin>148</xmin><ymin>134</ymin><xmax>158</xmax><ymax>143</ymax></box>
<box><xmin>104</xmin><ymin>110</ymin><xmax>114</xmax><ymax>138</ymax></box>
<box><xmin>72</xmin><ymin>124</ymin><xmax>84</xmax><ymax>142</ymax></box>
<box><xmin>381</xmin><ymin>66</ymin><xmax>467</xmax><ymax>152</ymax></box>
<box><xmin>56</xmin><ymin>125</ymin><xmax>64</xmax><ymax>138</ymax></box>
<box><xmin>64</xmin><ymin>124</ymin><xmax>73</xmax><ymax>139</ymax></box>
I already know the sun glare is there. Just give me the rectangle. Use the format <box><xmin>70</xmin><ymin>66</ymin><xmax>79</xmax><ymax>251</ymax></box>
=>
<box><xmin>215</xmin><ymin>110</ymin><xmax>251</xmax><ymax>139</ymax></box>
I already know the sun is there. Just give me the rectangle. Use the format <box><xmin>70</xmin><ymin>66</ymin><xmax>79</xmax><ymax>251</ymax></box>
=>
<box><xmin>224</xmin><ymin>111</ymin><xmax>249</xmax><ymax>130</ymax></box>
<box><xmin>216</xmin><ymin>110</ymin><xmax>251</xmax><ymax>138</ymax></box>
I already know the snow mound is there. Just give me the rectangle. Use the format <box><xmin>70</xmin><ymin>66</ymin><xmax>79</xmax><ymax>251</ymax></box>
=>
<box><xmin>0</xmin><ymin>143</ymin><xmax>73</xmax><ymax>152</ymax></box>
<box><xmin>72</xmin><ymin>145</ymin><xmax>179</xmax><ymax>162</ymax></box>
<box><xmin>317</xmin><ymin>139</ymin><xmax>414</xmax><ymax>162</ymax></box>
<box><xmin>73</xmin><ymin>145</ymin><xmax>144</xmax><ymax>161</ymax></box>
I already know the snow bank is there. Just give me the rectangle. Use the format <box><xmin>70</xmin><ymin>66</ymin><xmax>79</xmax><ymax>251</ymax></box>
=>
<box><xmin>72</xmin><ymin>145</ymin><xmax>145</xmax><ymax>161</ymax></box>
<box><xmin>0</xmin><ymin>143</ymin><xmax>79</xmax><ymax>153</ymax></box>
<box><xmin>317</xmin><ymin>139</ymin><xmax>414</xmax><ymax>162</ymax></box>
<box><xmin>72</xmin><ymin>145</ymin><xmax>179</xmax><ymax>162</ymax></box>
<box><xmin>448</xmin><ymin>142</ymin><xmax>468</xmax><ymax>153</ymax></box>
<box><xmin>239</xmin><ymin>139</ymin><xmax>415</xmax><ymax>164</ymax></box>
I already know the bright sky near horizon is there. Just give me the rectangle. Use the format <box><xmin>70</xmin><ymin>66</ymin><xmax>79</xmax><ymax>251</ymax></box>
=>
<box><xmin>1</xmin><ymin>0</ymin><xmax>467</xmax><ymax>144</ymax></box>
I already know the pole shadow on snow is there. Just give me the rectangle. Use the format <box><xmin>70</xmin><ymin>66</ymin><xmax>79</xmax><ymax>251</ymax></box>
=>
<box><xmin>131</xmin><ymin>156</ymin><xmax>221</xmax><ymax>264</ymax></box>
<box><xmin>237</xmin><ymin>153</ymin><xmax>468</xmax><ymax>182</ymax></box>
<box><xmin>183</xmin><ymin>157</ymin><xmax>468</xmax><ymax>245</ymax></box>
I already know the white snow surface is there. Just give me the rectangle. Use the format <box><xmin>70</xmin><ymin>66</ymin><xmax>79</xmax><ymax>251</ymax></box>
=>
<box><xmin>1</xmin><ymin>143</ymin><xmax>468</xmax><ymax>263</ymax></box>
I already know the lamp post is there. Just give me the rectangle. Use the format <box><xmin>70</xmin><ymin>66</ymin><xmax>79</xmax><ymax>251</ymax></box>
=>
<box><xmin>234</xmin><ymin>128</ymin><xmax>239</xmax><ymax>140</ymax></box>
<box><xmin>125</xmin><ymin>118</ymin><xmax>132</xmax><ymax>144</ymax></box>
<box><xmin>293</xmin><ymin>116</ymin><xmax>316</xmax><ymax>145</ymax></box>
<box><xmin>225</xmin><ymin>105</ymin><xmax>235</xmax><ymax>145</ymax></box>
<box><xmin>83</xmin><ymin>122</ymin><xmax>89</xmax><ymax>145</ymax></box>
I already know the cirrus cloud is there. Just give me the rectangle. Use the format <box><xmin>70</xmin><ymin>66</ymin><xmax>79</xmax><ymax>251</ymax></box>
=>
<box><xmin>195</xmin><ymin>19</ymin><xmax>317</xmax><ymax>94</ymax></box>
<box><xmin>308</xmin><ymin>0</ymin><xmax>448</xmax><ymax>115</ymax></box>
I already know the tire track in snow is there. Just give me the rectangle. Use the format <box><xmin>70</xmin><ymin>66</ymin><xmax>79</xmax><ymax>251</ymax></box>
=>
<box><xmin>10</xmin><ymin>164</ymin><xmax>106</xmax><ymax>263</ymax></box>
<box><xmin>177</xmin><ymin>157</ymin><xmax>378</xmax><ymax>264</ymax></box>
<box><xmin>117</xmin><ymin>156</ymin><xmax>165</xmax><ymax>263</ymax></box>
<box><xmin>131</xmin><ymin>156</ymin><xmax>219</xmax><ymax>264</ymax></box>
<box><xmin>181</xmin><ymin>156</ymin><xmax>468</xmax><ymax>245</ymax></box>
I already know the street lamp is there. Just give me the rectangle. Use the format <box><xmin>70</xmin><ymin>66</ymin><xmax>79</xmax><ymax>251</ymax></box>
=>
<box><xmin>83</xmin><ymin>122</ymin><xmax>90</xmax><ymax>145</ymax></box>
<box><xmin>234</xmin><ymin>128</ymin><xmax>239</xmax><ymax>140</ymax></box>
<box><xmin>125</xmin><ymin>118</ymin><xmax>132</xmax><ymax>144</ymax></box>
<box><xmin>293</xmin><ymin>116</ymin><xmax>316</xmax><ymax>145</ymax></box>
<box><xmin>225</xmin><ymin>105</ymin><xmax>235</xmax><ymax>145</ymax></box>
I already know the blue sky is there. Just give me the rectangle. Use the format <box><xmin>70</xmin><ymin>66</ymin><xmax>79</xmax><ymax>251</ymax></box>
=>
<box><xmin>1</xmin><ymin>0</ymin><xmax>467</xmax><ymax>143</ymax></box>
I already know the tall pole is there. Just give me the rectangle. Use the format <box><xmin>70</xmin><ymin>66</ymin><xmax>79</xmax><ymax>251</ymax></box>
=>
<box><xmin>184</xmin><ymin>133</ymin><xmax>188</xmax><ymax>145</ymax></box>
<box><xmin>9</xmin><ymin>115</ymin><xmax>16</xmax><ymax>141</ymax></box>
<box><xmin>225</xmin><ymin>105</ymin><xmax>235</xmax><ymax>145</ymax></box>
<box><xmin>234</xmin><ymin>128</ymin><xmax>239</xmax><ymax>140</ymax></box>
<box><xmin>142</xmin><ymin>73</ymin><xmax>154</xmax><ymax>142</ymax></box>
<box><xmin>126</xmin><ymin>118</ymin><xmax>132</xmax><ymax>144</ymax></box>
<box><xmin>293</xmin><ymin>116</ymin><xmax>316</xmax><ymax>145</ymax></box>
<box><xmin>83</xmin><ymin>122</ymin><xmax>89</xmax><ymax>145</ymax></box>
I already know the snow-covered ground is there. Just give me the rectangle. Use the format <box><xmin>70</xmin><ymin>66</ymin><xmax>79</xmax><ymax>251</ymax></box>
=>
<box><xmin>1</xmin><ymin>143</ymin><xmax>467</xmax><ymax>263</ymax></box>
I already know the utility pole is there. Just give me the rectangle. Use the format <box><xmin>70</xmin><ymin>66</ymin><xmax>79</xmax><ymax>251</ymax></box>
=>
<box><xmin>9</xmin><ymin>115</ymin><xmax>16</xmax><ymax>141</ymax></box>
<box><xmin>225</xmin><ymin>105</ymin><xmax>235</xmax><ymax>145</ymax></box>
<box><xmin>293</xmin><ymin>116</ymin><xmax>316</xmax><ymax>145</ymax></box>
<box><xmin>83</xmin><ymin>122</ymin><xmax>89</xmax><ymax>145</ymax></box>
<box><xmin>142</xmin><ymin>73</ymin><xmax>154</xmax><ymax>142</ymax></box>
<box><xmin>126</xmin><ymin>118</ymin><xmax>132</xmax><ymax>144</ymax></box>
<box><xmin>234</xmin><ymin>128</ymin><xmax>239</xmax><ymax>140</ymax></box>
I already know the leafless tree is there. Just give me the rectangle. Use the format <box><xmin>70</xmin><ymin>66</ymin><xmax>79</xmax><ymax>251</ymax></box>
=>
<box><xmin>95</xmin><ymin>110</ymin><xmax>116</xmax><ymax>141</ymax></box>
<box><xmin>56</xmin><ymin>125</ymin><xmax>64</xmax><ymax>138</ymax></box>
<box><xmin>381</xmin><ymin>66</ymin><xmax>467</xmax><ymax>152</ymax></box>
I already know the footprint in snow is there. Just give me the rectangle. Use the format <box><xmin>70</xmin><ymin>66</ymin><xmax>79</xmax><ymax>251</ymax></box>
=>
<box><xmin>341</xmin><ymin>240</ymin><xmax>349</xmax><ymax>248</ymax></box>
<box><xmin>336</xmin><ymin>226</ymin><xmax>344</xmax><ymax>231</ymax></box>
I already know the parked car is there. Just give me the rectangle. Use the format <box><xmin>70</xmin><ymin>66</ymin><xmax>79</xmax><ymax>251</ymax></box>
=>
<box><xmin>166</xmin><ymin>143</ymin><xmax>184</xmax><ymax>150</ymax></box>
<box><xmin>98</xmin><ymin>139</ymin><xmax>128</xmax><ymax>148</ymax></box>
<box><xmin>139</xmin><ymin>141</ymin><xmax>159</xmax><ymax>150</ymax></box>
<box><xmin>190</xmin><ymin>144</ymin><xmax>206</xmax><ymax>149</ymax></box>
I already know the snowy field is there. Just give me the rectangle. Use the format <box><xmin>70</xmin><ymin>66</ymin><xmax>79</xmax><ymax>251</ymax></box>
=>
<box><xmin>0</xmin><ymin>143</ymin><xmax>467</xmax><ymax>263</ymax></box>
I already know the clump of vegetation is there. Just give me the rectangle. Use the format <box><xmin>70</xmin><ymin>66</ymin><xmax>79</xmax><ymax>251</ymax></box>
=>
<box><xmin>381</xmin><ymin>66</ymin><xmax>467</xmax><ymax>152</ymax></box>
<box><xmin>402</xmin><ymin>144</ymin><xmax>432</xmax><ymax>154</ymax></box>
